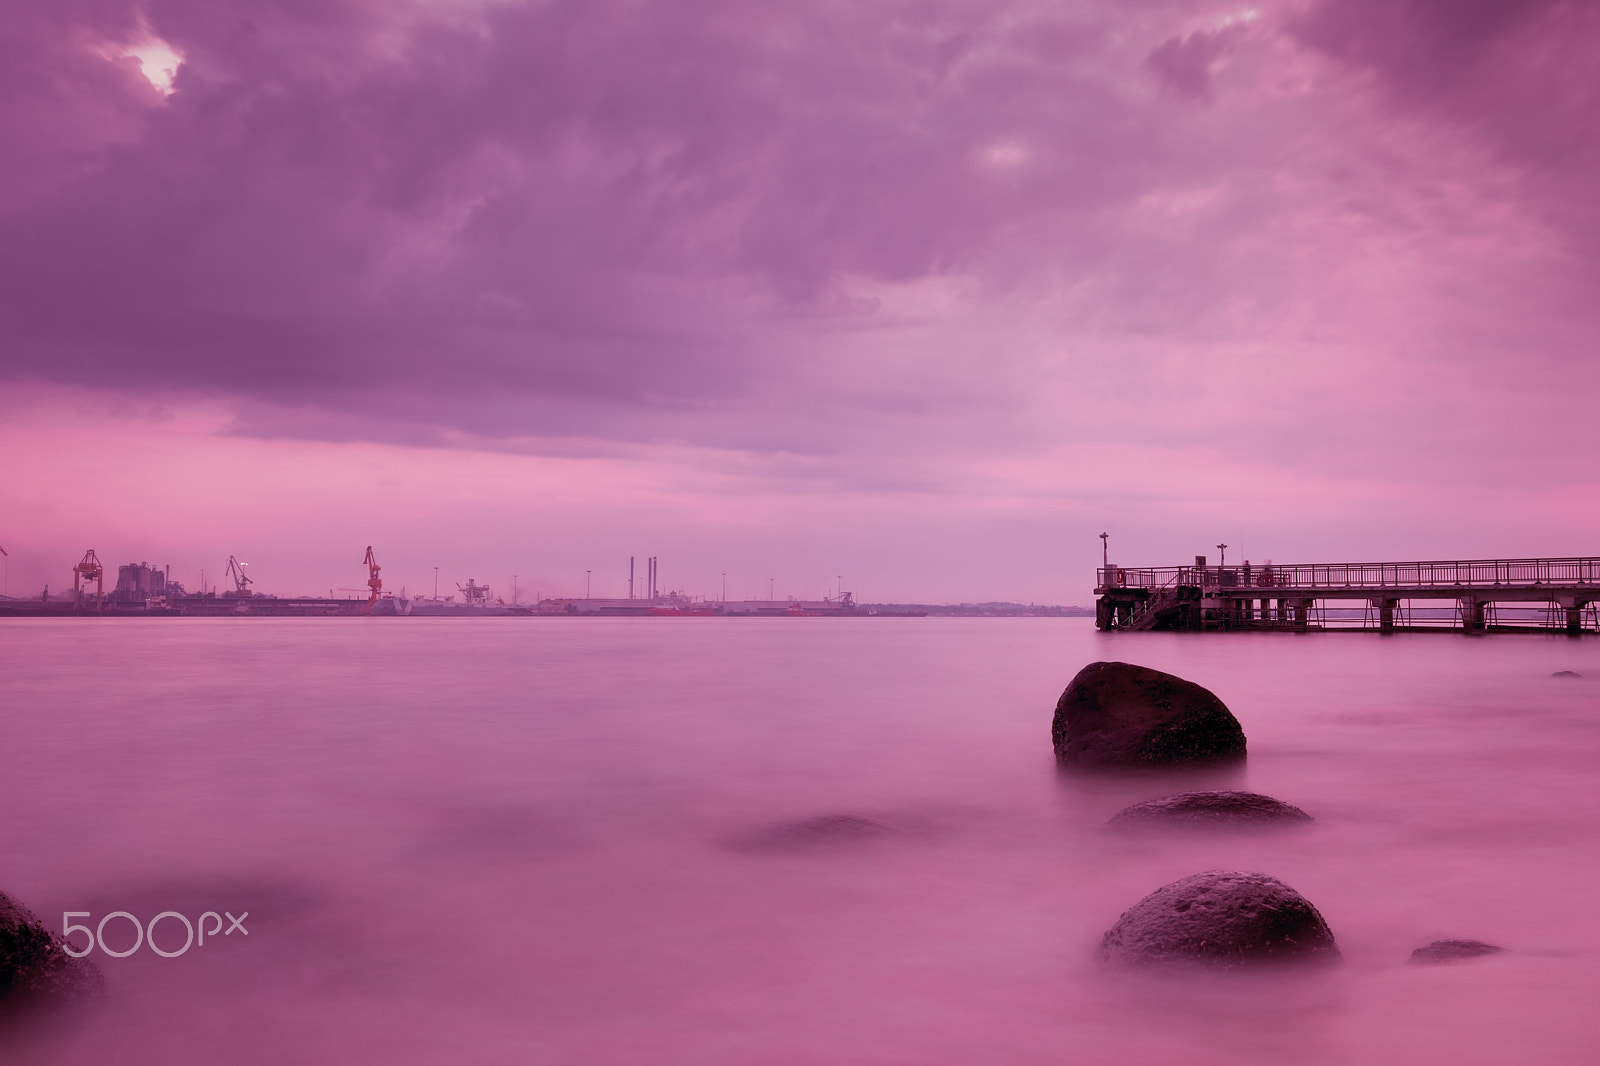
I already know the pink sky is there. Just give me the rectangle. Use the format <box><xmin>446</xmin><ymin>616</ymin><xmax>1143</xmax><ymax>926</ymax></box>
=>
<box><xmin>3</xmin><ymin>0</ymin><xmax>1598</xmax><ymax>603</ymax></box>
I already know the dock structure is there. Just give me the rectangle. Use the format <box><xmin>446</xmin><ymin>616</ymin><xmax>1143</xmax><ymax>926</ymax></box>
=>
<box><xmin>1096</xmin><ymin>556</ymin><xmax>1600</xmax><ymax>634</ymax></box>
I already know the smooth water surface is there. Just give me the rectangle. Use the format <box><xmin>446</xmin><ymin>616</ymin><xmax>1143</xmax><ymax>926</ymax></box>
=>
<box><xmin>2</xmin><ymin>618</ymin><xmax>1598</xmax><ymax>1063</ymax></box>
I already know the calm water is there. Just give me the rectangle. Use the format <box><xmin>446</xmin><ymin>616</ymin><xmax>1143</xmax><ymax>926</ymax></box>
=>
<box><xmin>2</xmin><ymin>618</ymin><xmax>1598</xmax><ymax>1064</ymax></box>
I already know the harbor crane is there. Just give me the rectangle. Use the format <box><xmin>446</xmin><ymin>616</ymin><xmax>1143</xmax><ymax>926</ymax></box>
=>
<box><xmin>72</xmin><ymin>549</ymin><xmax>104</xmax><ymax>611</ymax></box>
<box><xmin>362</xmin><ymin>546</ymin><xmax>383</xmax><ymax>614</ymax></box>
<box><xmin>225</xmin><ymin>555</ymin><xmax>253</xmax><ymax>596</ymax></box>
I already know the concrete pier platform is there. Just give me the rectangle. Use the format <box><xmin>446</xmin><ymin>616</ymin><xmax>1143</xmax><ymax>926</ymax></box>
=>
<box><xmin>1096</xmin><ymin>556</ymin><xmax>1600</xmax><ymax>634</ymax></box>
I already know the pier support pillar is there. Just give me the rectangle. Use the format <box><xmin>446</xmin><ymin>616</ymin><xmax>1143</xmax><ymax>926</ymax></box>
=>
<box><xmin>1559</xmin><ymin>596</ymin><xmax>1586</xmax><ymax>636</ymax></box>
<box><xmin>1374</xmin><ymin>597</ymin><xmax>1398</xmax><ymax>632</ymax></box>
<box><xmin>1292</xmin><ymin>599</ymin><xmax>1310</xmax><ymax>628</ymax></box>
<box><xmin>1460</xmin><ymin>598</ymin><xmax>1486</xmax><ymax>632</ymax></box>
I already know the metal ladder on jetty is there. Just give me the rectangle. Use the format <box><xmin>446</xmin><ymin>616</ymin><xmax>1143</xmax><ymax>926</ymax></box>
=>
<box><xmin>1125</xmin><ymin>576</ymin><xmax>1186</xmax><ymax>631</ymax></box>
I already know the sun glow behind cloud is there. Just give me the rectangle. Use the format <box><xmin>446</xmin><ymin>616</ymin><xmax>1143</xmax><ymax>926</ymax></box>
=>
<box><xmin>111</xmin><ymin>36</ymin><xmax>184</xmax><ymax>96</ymax></box>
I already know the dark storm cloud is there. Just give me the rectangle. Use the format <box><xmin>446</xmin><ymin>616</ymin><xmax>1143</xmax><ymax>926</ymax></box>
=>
<box><xmin>1292</xmin><ymin>0</ymin><xmax>1600</xmax><ymax>166</ymax></box>
<box><xmin>1293</xmin><ymin>0</ymin><xmax>1562</xmax><ymax>93</ymax></box>
<box><xmin>1144</xmin><ymin>25</ymin><xmax>1241</xmax><ymax>102</ymax></box>
<box><xmin>4</xmin><ymin>0</ymin><xmax>1600</xmax><ymax>465</ymax></box>
<box><xmin>1293</xmin><ymin>0</ymin><xmax>1600</xmax><ymax>336</ymax></box>
<box><xmin>0</xmin><ymin>1</ymin><xmax>1153</xmax><ymax>420</ymax></box>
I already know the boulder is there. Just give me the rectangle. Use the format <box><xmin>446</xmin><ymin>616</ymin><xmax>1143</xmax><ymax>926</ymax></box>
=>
<box><xmin>1409</xmin><ymin>939</ymin><xmax>1505</xmax><ymax>965</ymax></box>
<box><xmin>1552</xmin><ymin>670</ymin><xmax>1582</xmax><ymax>678</ymax></box>
<box><xmin>0</xmin><ymin>891</ymin><xmax>103</xmax><ymax>1020</ymax></box>
<box><xmin>1053</xmin><ymin>661</ymin><xmax>1246</xmax><ymax>770</ymax></box>
<box><xmin>1107</xmin><ymin>790</ymin><xmax>1312</xmax><ymax>831</ymax></box>
<box><xmin>1100</xmin><ymin>871</ymin><xmax>1339</xmax><ymax>970</ymax></box>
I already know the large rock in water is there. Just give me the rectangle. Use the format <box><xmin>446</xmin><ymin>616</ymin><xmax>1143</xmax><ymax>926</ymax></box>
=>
<box><xmin>1107</xmin><ymin>790</ymin><xmax>1312</xmax><ymax>831</ymax></box>
<box><xmin>0</xmin><ymin>890</ymin><xmax>103</xmax><ymax>1020</ymax></box>
<box><xmin>1100</xmin><ymin>871</ymin><xmax>1339</xmax><ymax>970</ymax></box>
<box><xmin>1053</xmin><ymin>661</ymin><xmax>1246</xmax><ymax>769</ymax></box>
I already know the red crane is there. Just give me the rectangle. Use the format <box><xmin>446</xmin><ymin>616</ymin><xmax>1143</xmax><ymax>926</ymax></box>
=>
<box><xmin>362</xmin><ymin>546</ymin><xmax>382</xmax><ymax>614</ymax></box>
<box><xmin>72</xmin><ymin>549</ymin><xmax>105</xmax><ymax>611</ymax></box>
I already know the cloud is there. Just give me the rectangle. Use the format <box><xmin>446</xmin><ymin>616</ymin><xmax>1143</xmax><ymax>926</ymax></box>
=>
<box><xmin>1292</xmin><ymin>0</ymin><xmax>1562</xmax><ymax>95</ymax></box>
<box><xmin>1144</xmin><ymin>25</ymin><xmax>1242</xmax><ymax>102</ymax></box>
<box><xmin>0</xmin><ymin>6</ymin><xmax>1182</xmax><ymax>370</ymax></box>
<box><xmin>2</xmin><ymin>0</ymin><xmax>1600</xmax><ymax>507</ymax></box>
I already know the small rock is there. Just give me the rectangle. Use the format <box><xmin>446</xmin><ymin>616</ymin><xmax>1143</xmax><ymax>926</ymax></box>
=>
<box><xmin>1409</xmin><ymin>939</ymin><xmax>1505</xmax><ymax>965</ymax></box>
<box><xmin>0</xmin><ymin>891</ymin><xmax>103</xmax><ymax>1021</ymax></box>
<box><xmin>1053</xmin><ymin>661</ymin><xmax>1246</xmax><ymax>770</ymax></box>
<box><xmin>732</xmin><ymin>814</ymin><xmax>899</xmax><ymax>852</ymax></box>
<box><xmin>1552</xmin><ymin>670</ymin><xmax>1582</xmax><ymax>678</ymax></box>
<box><xmin>1100</xmin><ymin>870</ymin><xmax>1339</xmax><ymax>970</ymax></box>
<box><xmin>1107</xmin><ymin>790</ymin><xmax>1313</xmax><ymax>831</ymax></box>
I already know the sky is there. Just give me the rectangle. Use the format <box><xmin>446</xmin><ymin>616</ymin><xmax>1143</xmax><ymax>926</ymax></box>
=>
<box><xmin>3</xmin><ymin>0</ymin><xmax>1599</xmax><ymax>604</ymax></box>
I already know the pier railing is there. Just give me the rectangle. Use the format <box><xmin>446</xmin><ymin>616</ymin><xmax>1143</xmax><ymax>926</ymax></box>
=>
<box><xmin>1100</xmin><ymin>556</ymin><xmax>1600</xmax><ymax>592</ymax></box>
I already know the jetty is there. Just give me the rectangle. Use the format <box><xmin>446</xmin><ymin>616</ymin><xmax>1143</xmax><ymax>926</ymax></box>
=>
<box><xmin>1096</xmin><ymin>556</ymin><xmax>1600</xmax><ymax>634</ymax></box>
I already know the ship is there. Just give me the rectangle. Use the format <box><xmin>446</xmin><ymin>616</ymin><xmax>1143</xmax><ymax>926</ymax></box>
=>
<box><xmin>376</xmin><ymin>578</ymin><xmax>529</xmax><ymax>616</ymax></box>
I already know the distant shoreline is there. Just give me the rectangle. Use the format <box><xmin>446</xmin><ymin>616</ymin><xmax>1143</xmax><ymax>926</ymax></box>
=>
<box><xmin>0</xmin><ymin>597</ymin><xmax>1093</xmax><ymax>619</ymax></box>
<box><xmin>858</xmin><ymin>603</ymin><xmax>1093</xmax><ymax>618</ymax></box>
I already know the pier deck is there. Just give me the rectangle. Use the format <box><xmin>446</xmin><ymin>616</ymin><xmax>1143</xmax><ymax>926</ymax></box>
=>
<box><xmin>1095</xmin><ymin>556</ymin><xmax>1600</xmax><ymax>634</ymax></box>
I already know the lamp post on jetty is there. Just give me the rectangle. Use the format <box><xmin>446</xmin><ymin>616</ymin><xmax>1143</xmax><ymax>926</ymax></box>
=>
<box><xmin>1217</xmin><ymin>543</ymin><xmax>1227</xmax><ymax>568</ymax></box>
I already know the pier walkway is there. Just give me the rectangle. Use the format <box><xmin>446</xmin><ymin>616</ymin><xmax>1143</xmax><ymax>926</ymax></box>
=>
<box><xmin>1095</xmin><ymin>556</ymin><xmax>1600</xmax><ymax>634</ymax></box>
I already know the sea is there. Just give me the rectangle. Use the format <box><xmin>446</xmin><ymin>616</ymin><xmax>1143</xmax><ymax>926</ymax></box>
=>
<box><xmin>1</xmin><ymin>617</ymin><xmax>1597</xmax><ymax>1064</ymax></box>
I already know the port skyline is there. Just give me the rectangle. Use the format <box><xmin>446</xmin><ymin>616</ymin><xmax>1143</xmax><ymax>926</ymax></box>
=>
<box><xmin>0</xmin><ymin>542</ymin><xmax>1089</xmax><ymax>614</ymax></box>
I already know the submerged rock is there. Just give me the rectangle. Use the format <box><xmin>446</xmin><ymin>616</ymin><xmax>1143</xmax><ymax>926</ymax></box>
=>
<box><xmin>1409</xmin><ymin>939</ymin><xmax>1505</xmax><ymax>965</ymax></box>
<box><xmin>1107</xmin><ymin>790</ymin><xmax>1313</xmax><ymax>831</ymax></box>
<box><xmin>1100</xmin><ymin>871</ymin><xmax>1339</xmax><ymax>970</ymax></box>
<box><xmin>0</xmin><ymin>891</ymin><xmax>103</xmax><ymax>1021</ymax></box>
<box><xmin>1053</xmin><ymin>662</ymin><xmax>1246</xmax><ymax>770</ymax></box>
<box><xmin>1552</xmin><ymin>670</ymin><xmax>1582</xmax><ymax>678</ymax></box>
<box><xmin>732</xmin><ymin>814</ymin><xmax>900</xmax><ymax>852</ymax></box>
